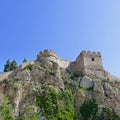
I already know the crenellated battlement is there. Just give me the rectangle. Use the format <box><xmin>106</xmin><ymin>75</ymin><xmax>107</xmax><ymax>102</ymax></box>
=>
<box><xmin>37</xmin><ymin>49</ymin><xmax>57</xmax><ymax>60</ymax></box>
<box><xmin>36</xmin><ymin>49</ymin><xmax>70</xmax><ymax>69</ymax></box>
<box><xmin>80</xmin><ymin>50</ymin><xmax>101</xmax><ymax>57</ymax></box>
<box><xmin>71</xmin><ymin>50</ymin><xmax>104</xmax><ymax>78</ymax></box>
<box><xmin>36</xmin><ymin>49</ymin><xmax>104</xmax><ymax>78</ymax></box>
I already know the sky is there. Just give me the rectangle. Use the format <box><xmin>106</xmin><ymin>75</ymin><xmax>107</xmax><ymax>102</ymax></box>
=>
<box><xmin>0</xmin><ymin>0</ymin><xmax>120</xmax><ymax>77</ymax></box>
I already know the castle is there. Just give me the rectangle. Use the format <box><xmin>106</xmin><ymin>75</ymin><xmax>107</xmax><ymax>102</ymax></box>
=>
<box><xmin>70</xmin><ymin>50</ymin><xmax>105</xmax><ymax>78</ymax></box>
<box><xmin>36</xmin><ymin>49</ymin><xmax>105</xmax><ymax>78</ymax></box>
<box><xmin>0</xmin><ymin>49</ymin><xmax>119</xmax><ymax>81</ymax></box>
<box><xmin>37</xmin><ymin>49</ymin><xmax>70</xmax><ymax>69</ymax></box>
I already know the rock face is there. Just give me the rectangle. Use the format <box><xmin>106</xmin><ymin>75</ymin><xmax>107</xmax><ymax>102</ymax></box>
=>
<box><xmin>0</xmin><ymin>50</ymin><xmax>120</xmax><ymax>120</ymax></box>
<box><xmin>15</xmin><ymin>70</ymin><xmax>31</xmax><ymax>81</ymax></box>
<box><xmin>80</xmin><ymin>76</ymin><xmax>93</xmax><ymax>89</ymax></box>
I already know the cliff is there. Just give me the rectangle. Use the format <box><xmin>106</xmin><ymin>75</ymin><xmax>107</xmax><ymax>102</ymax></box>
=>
<box><xmin>0</xmin><ymin>50</ymin><xmax>120</xmax><ymax>120</ymax></box>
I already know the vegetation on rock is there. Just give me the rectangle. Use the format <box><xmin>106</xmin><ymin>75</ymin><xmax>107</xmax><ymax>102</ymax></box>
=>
<box><xmin>4</xmin><ymin>59</ymin><xmax>17</xmax><ymax>72</ymax></box>
<box><xmin>1</xmin><ymin>50</ymin><xmax>120</xmax><ymax>120</ymax></box>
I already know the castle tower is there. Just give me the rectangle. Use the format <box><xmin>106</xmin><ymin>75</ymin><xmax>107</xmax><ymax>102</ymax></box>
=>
<box><xmin>37</xmin><ymin>49</ymin><xmax>57</xmax><ymax>62</ymax></box>
<box><xmin>71</xmin><ymin>50</ymin><xmax>105</xmax><ymax>78</ymax></box>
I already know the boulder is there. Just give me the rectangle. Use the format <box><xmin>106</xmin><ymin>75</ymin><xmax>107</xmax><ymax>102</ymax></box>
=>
<box><xmin>80</xmin><ymin>76</ymin><xmax>93</xmax><ymax>89</ymax></box>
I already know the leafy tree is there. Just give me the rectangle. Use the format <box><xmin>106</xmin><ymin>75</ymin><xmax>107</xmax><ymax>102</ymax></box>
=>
<box><xmin>22</xmin><ymin>58</ymin><xmax>27</xmax><ymax>63</ymax></box>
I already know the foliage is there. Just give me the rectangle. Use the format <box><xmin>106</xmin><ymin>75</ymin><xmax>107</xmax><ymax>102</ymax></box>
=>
<box><xmin>100</xmin><ymin>107</ymin><xmax>120</xmax><ymax>120</ymax></box>
<box><xmin>24</xmin><ymin>64</ymin><xmax>33</xmax><ymax>71</ymax></box>
<box><xmin>0</xmin><ymin>94</ymin><xmax>14</xmax><ymax>120</ymax></box>
<box><xmin>36</xmin><ymin>87</ymin><xmax>75</xmax><ymax>120</ymax></box>
<box><xmin>4</xmin><ymin>59</ymin><xmax>17</xmax><ymax>72</ymax></box>
<box><xmin>69</xmin><ymin>71</ymin><xmax>80</xmax><ymax>80</ymax></box>
<box><xmin>4</xmin><ymin>59</ymin><xmax>11</xmax><ymax>72</ymax></box>
<box><xmin>79</xmin><ymin>99</ymin><xmax>99</xmax><ymax>120</ymax></box>
<box><xmin>49</xmin><ymin>70</ymin><xmax>56</xmax><ymax>76</ymax></box>
<box><xmin>18</xmin><ymin>105</ymin><xmax>38</xmax><ymax>120</ymax></box>
<box><xmin>22</xmin><ymin>58</ymin><xmax>27</xmax><ymax>63</ymax></box>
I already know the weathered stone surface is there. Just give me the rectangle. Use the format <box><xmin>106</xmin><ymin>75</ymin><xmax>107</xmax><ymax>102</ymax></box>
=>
<box><xmin>103</xmin><ymin>82</ymin><xmax>113</xmax><ymax>98</ymax></box>
<box><xmin>15</xmin><ymin>70</ymin><xmax>31</xmax><ymax>81</ymax></box>
<box><xmin>93</xmin><ymin>81</ymin><xmax>104</xmax><ymax>94</ymax></box>
<box><xmin>74</xmin><ymin>90</ymin><xmax>86</xmax><ymax>111</ymax></box>
<box><xmin>0</xmin><ymin>71</ymin><xmax>14</xmax><ymax>81</ymax></box>
<box><xmin>80</xmin><ymin>76</ymin><xmax>93</xmax><ymax>89</ymax></box>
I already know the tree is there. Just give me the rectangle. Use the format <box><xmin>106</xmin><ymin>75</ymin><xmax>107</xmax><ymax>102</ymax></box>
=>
<box><xmin>11</xmin><ymin>60</ymin><xmax>17</xmax><ymax>70</ymax></box>
<box><xmin>22</xmin><ymin>58</ymin><xmax>27</xmax><ymax>63</ymax></box>
<box><xmin>4</xmin><ymin>59</ymin><xmax>17</xmax><ymax>72</ymax></box>
<box><xmin>4</xmin><ymin>59</ymin><xmax>11</xmax><ymax>72</ymax></box>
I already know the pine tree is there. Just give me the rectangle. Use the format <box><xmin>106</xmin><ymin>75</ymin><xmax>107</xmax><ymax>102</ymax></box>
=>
<box><xmin>11</xmin><ymin>60</ymin><xmax>17</xmax><ymax>70</ymax></box>
<box><xmin>4</xmin><ymin>59</ymin><xmax>11</xmax><ymax>72</ymax></box>
<box><xmin>22</xmin><ymin>58</ymin><xmax>27</xmax><ymax>63</ymax></box>
<box><xmin>4</xmin><ymin>59</ymin><xmax>18</xmax><ymax>72</ymax></box>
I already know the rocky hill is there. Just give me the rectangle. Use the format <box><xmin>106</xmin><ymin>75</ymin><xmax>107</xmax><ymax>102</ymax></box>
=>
<box><xmin>0</xmin><ymin>50</ymin><xmax>120</xmax><ymax>120</ymax></box>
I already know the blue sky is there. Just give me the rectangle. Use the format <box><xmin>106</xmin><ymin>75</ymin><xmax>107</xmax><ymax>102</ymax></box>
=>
<box><xmin>0</xmin><ymin>0</ymin><xmax>120</xmax><ymax>77</ymax></box>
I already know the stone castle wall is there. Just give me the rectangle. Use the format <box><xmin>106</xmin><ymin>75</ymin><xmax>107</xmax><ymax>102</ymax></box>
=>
<box><xmin>1</xmin><ymin>49</ymin><xmax>119</xmax><ymax>81</ymax></box>
<box><xmin>71</xmin><ymin>50</ymin><xmax>105</xmax><ymax>78</ymax></box>
<box><xmin>37</xmin><ymin>50</ymin><xmax>57</xmax><ymax>60</ymax></box>
<box><xmin>37</xmin><ymin>50</ymin><xmax>70</xmax><ymax>69</ymax></box>
<box><xmin>0</xmin><ymin>71</ymin><xmax>13</xmax><ymax>81</ymax></box>
<box><xmin>37</xmin><ymin>50</ymin><xmax>104</xmax><ymax>78</ymax></box>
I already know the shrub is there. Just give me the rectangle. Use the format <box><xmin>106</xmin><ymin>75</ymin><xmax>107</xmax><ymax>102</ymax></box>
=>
<box><xmin>100</xmin><ymin>107</ymin><xmax>120</xmax><ymax>120</ymax></box>
<box><xmin>79</xmin><ymin>99</ymin><xmax>99</xmax><ymax>120</ymax></box>
<box><xmin>36</xmin><ymin>87</ymin><xmax>75</xmax><ymax>120</ymax></box>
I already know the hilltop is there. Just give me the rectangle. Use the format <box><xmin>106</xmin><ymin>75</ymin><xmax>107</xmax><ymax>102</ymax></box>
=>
<box><xmin>0</xmin><ymin>50</ymin><xmax>120</xmax><ymax>120</ymax></box>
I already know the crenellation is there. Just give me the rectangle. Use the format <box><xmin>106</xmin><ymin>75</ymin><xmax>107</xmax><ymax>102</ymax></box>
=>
<box><xmin>37</xmin><ymin>49</ymin><xmax>58</xmax><ymax>61</ymax></box>
<box><xmin>92</xmin><ymin>51</ymin><xmax>96</xmax><ymax>54</ymax></box>
<box><xmin>36</xmin><ymin>49</ymin><xmax>70</xmax><ymax>69</ymax></box>
<box><xmin>80</xmin><ymin>50</ymin><xmax>101</xmax><ymax>57</ymax></box>
<box><xmin>82</xmin><ymin>50</ymin><xmax>86</xmax><ymax>52</ymax></box>
<box><xmin>87</xmin><ymin>51</ymin><xmax>91</xmax><ymax>54</ymax></box>
<box><xmin>36</xmin><ymin>49</ymin><xmax>119</xmax><ymax>80</ymax></box>
<box><xmin>70</xmin><ymin>50</ymin><xmax>104</xmax><ymax>78</ymax></box>
<box><xmin>97</xmin><ymin>52</ymin><xmax>101</xmax><ymax>57</ymax></box>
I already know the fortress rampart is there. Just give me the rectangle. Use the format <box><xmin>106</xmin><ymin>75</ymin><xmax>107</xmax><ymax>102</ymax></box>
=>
<box><xmin>0</xmin><ymin>71</ymin><xmax>13</xmax><ymax>81</ymax></box>
<box><xmin>71</xmin><ymin>50</ymin><xmax>104</xmax><ymax>78</ymax></box>
<box><xmin>1</xmin><ymin>49</ymin><xmax>119</xmax><ymax>81</ymax></box>
<box><xmin>37</xmin><ymin>50</ymin><xmax>70</xmax><ymax>69</ymax></box>
<box><xmin>37</xmin><ymin>50</ymin><xmax>57</xmax><ymax>60</ymax></box>
<box><xmin>79</xmin><ymin>50</ymin><xmax>101</xmax><ymax>57</ymax></box>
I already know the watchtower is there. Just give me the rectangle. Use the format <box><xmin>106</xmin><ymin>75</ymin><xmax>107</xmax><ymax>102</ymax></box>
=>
<box><xmin>36</xmin><ymin>49</ymin><xmax>57</xmax><ymax>62</ymax></box>
<box><xmin>72</xmin><ymin>50</ymin><xmax>105</xmax><ymax>78</ymax></box>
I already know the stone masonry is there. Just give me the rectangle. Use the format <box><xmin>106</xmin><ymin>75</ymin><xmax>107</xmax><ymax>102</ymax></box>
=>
<box><xmin>70</xmin><ymin>50</ymin><xmax>105</xmax><ymax>78</ymax></box>
<box><xmin>1</xmin><ymin>49</ymin><xmax>120</xmax><ymax>81</ymax></box>
<box><xmin>37</xmin><ymin>49</ymin><xmax>70</xmax><ymax>69</ymax></box>
<box><xmin>37</xmin><ymin>50</ymin><xmax>120</xmax><ymax>80</ymax></box>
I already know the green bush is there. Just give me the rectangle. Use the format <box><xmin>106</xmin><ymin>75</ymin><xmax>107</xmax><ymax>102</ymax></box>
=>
<box><xmin>36</xmin><ymin>87</ymin><xmax>75</xmax><ymax>120</ymax></box>
<box><xmin>24</xmin><ymin>64</ymin><xmax>33</xmax><ymax>71</ymax></box>
<box><xmin>79</xmin><ymin>99</ymin><xmax>99</xmax><ymax>120</ymax></box>
<box><xmin>18</xmin><ymin>105</ymin><xmax>38</xmax><ymax>120</ymax></box>
<box><xmin>100</xmin><ymin>107</ymin><xmax>120</xmax><ymax>120</ymax></box>
<box><xmin>0</xmin><ymin>94</ymin><xmax>14</xmax><ymax>120</ymax></box>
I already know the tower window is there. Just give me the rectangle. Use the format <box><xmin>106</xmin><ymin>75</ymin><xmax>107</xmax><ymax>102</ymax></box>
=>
<box><xmin>91</xmin><ymin>58</ymin><xmax>95</xmax><ymax>61</ymax></box>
